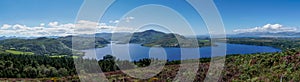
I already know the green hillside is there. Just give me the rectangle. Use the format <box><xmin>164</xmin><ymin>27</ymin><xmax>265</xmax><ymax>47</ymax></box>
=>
<box><xmin>58</xmin><ymin>36</ymin><xmax>109</xmax><ymax>50</ymax></box>
<box><xmin>0</xmin><ymin>38</ymin><xmax>73</xmax><ymax>56</ymax></box>
<box><xmin>0</xmin><ymin>36</ymin><xmax>109</xmax><ymax>56</ymax></box>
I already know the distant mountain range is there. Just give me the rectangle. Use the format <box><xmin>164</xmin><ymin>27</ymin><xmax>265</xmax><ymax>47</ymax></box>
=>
<box><xmin>231</xmin><ymin>32</ymin><xmax>300</xmax><ymax>37</ymax></box>
<box><xmin>0</xmin><ymin>36</ymin><xmax>36</xmax><ymax>40</ymax></box>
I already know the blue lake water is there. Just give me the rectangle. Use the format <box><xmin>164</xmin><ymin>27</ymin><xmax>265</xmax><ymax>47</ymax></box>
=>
<box><xmin>82</xmin><ymin>43</ymin><xmax>281</xmax><ymax>61</ymax></box>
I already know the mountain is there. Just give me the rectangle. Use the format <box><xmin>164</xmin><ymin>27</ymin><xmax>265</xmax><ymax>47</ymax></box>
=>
<box><xmin>0</xmin><ymin>36</ymin><xmax>36</xmax><ymax>40</ymax></box>
<box><xmin>95</xmin><ymin>32</ymin><xmax>131</xmax><ymax>41</ymax></box>
<box><xmin>93</xmin><ymin>29</ymin><xmax>186</xmax><ymax>44</ymax></box>
<box><xmin>0</xmin><ymin>36</ymin><xmax>5</xmax><ymax>40</ymax></box>
<box><xmin>129</xmin><ymin>30</ymin><xmax>210</xmax><ymax>47</ymax></box>
<box><xmin>233</xmin><ymin>32</ymin><xmax>300</xmax><ymax>37</ymax></box>
<box><xmin>129</xmin><ymin>30</ymin><xmax>183</xmax><ymax>43</ymax></box>
<box><xmin>0</xmin><ymin>37</ymin><xmax>73</xmax><ymax>55</ymax></box>
<box><xmin>94</xmin><ymin>30</ymin><xmax>176</xmax><ymax>43</ymax></box>
<box><xmin>93</xmin><ymin>30</ymin><xmax>211</xmax><ymax>47</ymax></box>
<box><xmin>58</xmin><ymin>36</ymin><xmax>109</xmax><ymax>50</ymax></box>
<box><xmin>0</xmin><ymin>36</ymin><xmax>109</xmax><ymax>56</ymax></box>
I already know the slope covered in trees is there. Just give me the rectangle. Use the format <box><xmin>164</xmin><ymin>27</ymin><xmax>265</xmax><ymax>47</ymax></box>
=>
<box><xmin>0</xmin><ymin>36</ymin><xmax>109</xmax><ymax>56</ymax></box>
<box><xmin>108</xmin><ymin>30</ymin><xmax>212</xmax><ymax>47</ymax></box>
<box><xmin>0</xmin><ymin>38</ymin><xmax>73</xmax><ymax>55</ymax></box>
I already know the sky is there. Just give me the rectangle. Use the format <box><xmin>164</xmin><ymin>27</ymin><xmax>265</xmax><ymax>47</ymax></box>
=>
<box><xmin>1</xmin><ymin>0</ymin><xmax>300</xmax><ymax>37</ymax></box>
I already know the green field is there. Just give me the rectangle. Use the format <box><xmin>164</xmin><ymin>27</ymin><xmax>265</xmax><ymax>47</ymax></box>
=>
<box><xmin>49</xmin><ymin>55</ymin><xmax>79</xmax><ymax>58</ymax></box>
<box><xmin>198</xmin><ymin>40</ymin><xmax>210</xmax><ymax>42</ymax></box>
<box><xmin>5</xmin><ymin>50</ymin><xmax>34</xmax><ymax>55</ymax></box>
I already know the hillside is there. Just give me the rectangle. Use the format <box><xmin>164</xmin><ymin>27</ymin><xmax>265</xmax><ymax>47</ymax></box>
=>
<box><xmin>94</xmin><ymin>30</ymin><xmax>173</xmax><ymax>44</ymax></box>
<box><xmin>102</xmin><ymin>30</ymin><xmax>211</xmax><ymax>47</ymax></box>
<box><xmin>58</xmin><ymin>36</ymin><xmax>109</xmax><ymax>50</ymax></box>
<box><xmin>0</xmin><ymin>38</ymin><xmax>73</xmax><ymax>55</ymax></box>
<box><xmin>0</xmin><ymin>36</ymin><xmax>109</xmax><ymax>56</ymax></box>
<box><xmin>129</xmin><ymin>30</ymin><xmax>173</xmax><ymax>44</ymax></box>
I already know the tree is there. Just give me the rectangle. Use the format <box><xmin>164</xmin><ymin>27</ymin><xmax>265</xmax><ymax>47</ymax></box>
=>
<box><xmin>58</xmin><ymin>68</ymin><xmax>68</xmax><ymax>76</ymax></box>
<box><xmin>5</xmin><ymin>61</ymin><xmax>13</xmax><ymax>68</ymax></box>
<box><xmin>37</xmin><ymin>65</ymin><xmax>49</xmax><ymax>77</ymax></box>
<box><xmin>0</xmin><ymin>61</ymin><xmax>4</xmax><ymax>69</ymax></box>
<box><xmin>103</xmin><ymin>55</ymin><xmax>116</xmax><ymax>61</ymax></box>
<box><xmin>49</xmin><ymin>67</ymin><xmax>58</xmax><ymax>77</ymax></box>
<box><xmin>23</xmin><ymin>66</ymin><xmax>38</xmax><ymax>78</ymax></box>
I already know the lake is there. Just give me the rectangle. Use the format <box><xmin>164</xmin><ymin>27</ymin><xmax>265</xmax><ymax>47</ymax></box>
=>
<box><xmin>82</xmin><ymin>43</ymin><xmax>281</xmax><ymax>61</ymax></box>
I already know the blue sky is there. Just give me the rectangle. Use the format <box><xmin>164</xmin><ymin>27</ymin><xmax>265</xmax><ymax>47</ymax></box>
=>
<box><xmin>215</xmin><ymin>0</ymin><xmax>300</xmax><ymax>33</ymax></box>
<box><xmin>0</xmin><ymin>0</ymin><xmax>82</xmax><ymax>25</ymax></box>
<box><xmin>0</xmin><ymin>0</ymin><xmax>300</xmax><ymax>36</ymax></box>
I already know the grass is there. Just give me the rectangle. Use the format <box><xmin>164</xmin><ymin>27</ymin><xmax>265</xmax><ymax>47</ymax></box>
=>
<box><xmin>198</xmin><ymin>40</ymin><xmax>210</xmax><ymax>42</ymax></box>
<box><xmin>2</xmin><ymin>49</ymin><xmax>79</xmax><ymax>58</ymax></box>
<box><xmin>49</xmin><ymin>55</ymin><xmax>79</xmax><ymax>58</ymax></box>
<box><xmin>5</xmin><ymin>50</ymin><xmax>34</xmax><ymax>55</ymax></box>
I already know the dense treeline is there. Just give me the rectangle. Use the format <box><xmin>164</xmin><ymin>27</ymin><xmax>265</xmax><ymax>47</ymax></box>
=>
<box><xmin>0</xmin><ymin>53</ymin><xmax>123</xmax><ymax>78</ymax></box>
<box><xmin>227</xmin><ymin>37</ymin><xmax>300</xmax><ymax>50</ymax></box>
<box><xmin>0</xmin><ymin>53</ymin><xmax>76</xmax><ymax>78</ymax></box>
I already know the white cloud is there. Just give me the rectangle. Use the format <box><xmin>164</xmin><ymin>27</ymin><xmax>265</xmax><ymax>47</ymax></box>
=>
<box><xmin>40</xmin><ymin>23</ymin><xmax>45</xmax><ymax>27</ymax></box>
<box><xmin>12</xmin><ymin>24</ymin><xmax>28</xmax><ymax>30</ymax></box>
<box><xmin>48</xmin><ymin>21</ymin><xmax>59</xmax><ymax>27</ymax></box>
<box><xmin>124</xmin><ymin>16</ymin><xmax>134</xmax><ymax>22</ymax></box>
<box><xmin>1</xmin><ymin>24</ymin><xmax>12</xmax><ymax>29</ymax></box>
<box><xmin>109</xmin><ymin>16</ymin><xmax>135</xmax><ymax>24</ymax></box>
<box><xmin>233</xmin><ymin>24</ymin><xmax>297</xmax><ymax>33</ymax></box>
<box><xmin>0</xmin><ymin>20</ymin><xmax>134</xmax><ymax>37</ymax></box>
<box><xmin>109</xmin><ymin>20</ymin><xmax>120</xmax><ymax>24</ymax></box>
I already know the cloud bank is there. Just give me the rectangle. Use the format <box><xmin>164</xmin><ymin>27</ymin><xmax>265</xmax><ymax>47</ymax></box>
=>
<box><xmin>109</xmin><ymin>16</ymin><xmax>135</xmax><ymax>24</ymax></box>
<box><xmin>233</xmin><ymin>24</ymin><xmax>297</xmax><ymax>33</ymax></box>
<box><xmin>0</xmin><ymin>20</ymin><xmax>134</xmax><ymax>37</ymax></box>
